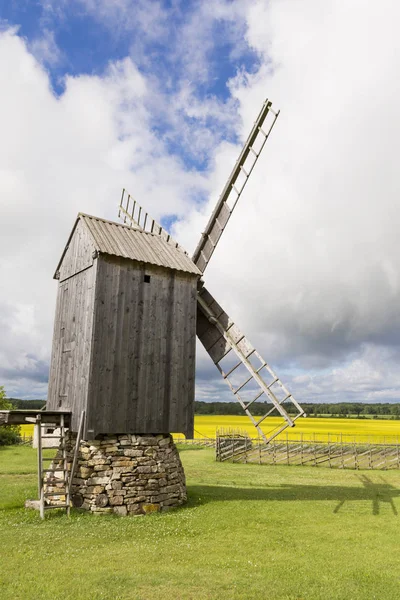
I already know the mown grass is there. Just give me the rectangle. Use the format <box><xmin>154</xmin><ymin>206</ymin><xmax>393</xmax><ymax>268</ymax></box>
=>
<box><xmin>1</xmin><ymin>445</ymin><xmax>400</xmax><ymax>599</ymax></box>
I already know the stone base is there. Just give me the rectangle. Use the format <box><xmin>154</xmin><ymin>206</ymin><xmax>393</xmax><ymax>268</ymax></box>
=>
<box><xmin>44</xmin><ymin>433</ymin><xmax>186</xmax><ymax>516</ymax></box>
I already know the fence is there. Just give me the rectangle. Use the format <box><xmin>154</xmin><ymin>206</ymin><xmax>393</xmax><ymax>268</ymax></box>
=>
<box><xmin>215</xmin><ymin>433</ymin><xmax>400</xmax><ymax>470</ymax></box>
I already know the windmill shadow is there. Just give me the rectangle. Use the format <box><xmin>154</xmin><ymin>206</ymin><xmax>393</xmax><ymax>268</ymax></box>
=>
<box><xmin>187</xmin><ymin>477</ymin><xmax>400</xmax><ymax>515</ymax></box>
<box><xmin>352</xmin><ymin>475</ymin><xmax>399</xmax><ymax>516</ymax></box>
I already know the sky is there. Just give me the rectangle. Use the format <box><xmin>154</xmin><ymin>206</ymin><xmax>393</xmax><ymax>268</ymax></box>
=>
<box><xmin>0</xmin><ymin>0</ymin><xmax>400</xmax><ymax>405</ymax></box>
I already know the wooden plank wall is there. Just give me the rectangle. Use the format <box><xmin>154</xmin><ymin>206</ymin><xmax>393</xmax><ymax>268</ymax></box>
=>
<box><xmin>58</xmin><ymin>219</ymin><xmax>95</xmax><ymax>282</ymax></box>
<box><xmin>87</xmin><ymin>256</ymin><xmax>197</xmax><ymax>437</ymax></box>
<box><xmin>47</xmin><ymin>264</ymin><xmax>96</xmax><ymax>432</ymax></box>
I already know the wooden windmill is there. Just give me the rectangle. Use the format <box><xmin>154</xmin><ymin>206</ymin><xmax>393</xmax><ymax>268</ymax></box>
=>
<box><xmin>46</xmin><ymin>98</ymin><xmax>304</xmax><ymax>446</ymax></box>
<box><xmin>117</xmin><ymin>99</ymin><xmax>306</xmax><ymax>443</ymax></box>
<box><xmin>9</xmin><ymin>98</ymin><xmax>306</xmax><ymax>518</ymax></box>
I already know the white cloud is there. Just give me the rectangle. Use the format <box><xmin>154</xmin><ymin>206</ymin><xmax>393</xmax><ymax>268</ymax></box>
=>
<box><xmin>175</xmin><ymin>0</ymin><xmax>400</xmax><ymax>403</ymax></box>
<box><xmin>0</xmin><ymin>29</ymin><xmax>208</xmax><ymax>398</ymax></box>
<box><xmin>2</xmin><ymin>1</ymin><xmax>400</xmax><ymax>406</ymax></box>
<box><xmin>29</xmin><ymin>28</ymin><xmax>62</xmax><ymax>67</ymax></box>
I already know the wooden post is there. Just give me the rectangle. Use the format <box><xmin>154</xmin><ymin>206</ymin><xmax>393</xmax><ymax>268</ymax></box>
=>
<box><xmin>328</xmin><ymin>436</ymin><xmax>331</xmax><ymax>468</ymax></box>
<box><xmin>301</xmin><ymin>432</ymin><xmax>304</xmax><ymax>466</ymax></box>
<box><xmin>369</xmin><ymin>443</ymin><xmax>372</xmax><ymax>470</ymax></box>
<box><xmin>36</xmin><ymin>414</ymin><xmax>42</xmax><ymax>499</ymax></box>
<box><xmin>384</xmin><ymin>443</ymin><xmax>388</xmax><ymax>470</ymax></box>
<box><xmin>68</xmin><ymin>410</ymin><xmax>85</xmax><ymax>506</ymax></box>
<box><xmin>341</xmin><ymin>434</ymin><xmax>344</xmax><ymax>469</ymax></box>
<box><xmin>286</xmin><ymin>432</ymin><xmax>289</xmax><ymax>465</ymax></box>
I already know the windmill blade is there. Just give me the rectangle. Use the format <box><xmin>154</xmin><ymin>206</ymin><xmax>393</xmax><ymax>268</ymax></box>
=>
<box><xmin>118</xmin><ymin>188</ymin><xmax>188</xmax><ymax>255</ymax></box>
<box><xmin>192</xmin><ymin>99</ymin><xmax>279</xmax><ymax>273</ymax></box>
<box><xmin>197</xmin><ymin>285</ymin><xmax>305</xmax><ymax>443</ymax></box>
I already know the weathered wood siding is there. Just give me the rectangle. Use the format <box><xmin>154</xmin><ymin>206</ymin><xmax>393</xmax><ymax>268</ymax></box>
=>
<box><xmin>86</xmin><ymin>256</ymin><xmax>197</xmax><ymax>437</ymax></box>
<box><xmin>58</xmin><ymin>219</ymin><xmax>95</xmax><ymax>282</ymax></box>
<box><xmin>47</xmin><ymin>264</ymin><xmax>96</xmax><ymax>432</ymax></box>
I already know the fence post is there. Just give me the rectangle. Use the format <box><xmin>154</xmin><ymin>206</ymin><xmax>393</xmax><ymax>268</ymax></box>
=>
<box><xmin>301</xmin><ymin>433</ymin><xmax>304</xmax><ymax>466</ymax></box>
<box><xmin>341</xmin><ymin>434</ymin><xmax>344</xmax><ymax>469</ymax></box>
<box><xmin>286</xmin><ymin>432</ymin><xmax>289</xmax><ymax>465</ymax></box>
<box><xmin>328</xmin><ymin>436</ymin><xmax>331</xmax><ymax>468</ymax></box>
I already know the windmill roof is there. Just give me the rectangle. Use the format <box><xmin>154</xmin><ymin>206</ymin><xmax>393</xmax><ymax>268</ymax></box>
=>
<box><xmin>56</xmin><ymin>213</ymin><xmax>201</xmax><ymax>276</ymax></box>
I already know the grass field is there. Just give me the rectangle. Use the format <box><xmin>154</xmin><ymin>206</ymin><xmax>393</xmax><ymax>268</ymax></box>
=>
<box><xmin>1</xmin><ymin>444</ymin><xmax>400</xmax><ymax>599</ymax></box>
<box><xmin>20</xmin><ymin>415</ymin><xmax>400</xmax><ymax>444</ymax></box>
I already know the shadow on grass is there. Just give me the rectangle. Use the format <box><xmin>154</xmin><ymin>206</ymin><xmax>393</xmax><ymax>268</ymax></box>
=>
<box><xmin>187</xmin><ymin>475</ymin><xmax>399</xmax><ymax>515</ymax></box>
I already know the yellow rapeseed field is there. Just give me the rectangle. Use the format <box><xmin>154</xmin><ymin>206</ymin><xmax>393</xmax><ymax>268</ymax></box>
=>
<box><xmin>20</xmin><ymin>415</ymin><xmax>400</xmax><ymax>444</ymax></box>
<box><xmin>176</xmin><ymin>414</ymin><xmax>400</xmax><ymax>443</ymax></box>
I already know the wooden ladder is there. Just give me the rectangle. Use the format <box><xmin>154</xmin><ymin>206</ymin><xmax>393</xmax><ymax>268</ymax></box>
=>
<box><xmin>35</xmin><ymin>413</ymin><xmax>70</xmax><ymax>518</ymax></box>
<box><xmin>33</xmin><ymin>411</ymin><xmax>85</xmax><ymax>519</ymax></box>
<box><xmin>197</xmin><ymin>285</ymin><xmax>306</xmax><ymax>443</ymax></box>
<box><xmin>192</xmin><ymin>99</ymin><xmax>279</xmax><ymax>273</ymax></box>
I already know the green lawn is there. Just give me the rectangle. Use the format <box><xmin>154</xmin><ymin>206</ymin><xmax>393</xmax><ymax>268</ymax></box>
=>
<box><xmin>1</xmin><ymin>445</ymin><xmax>400</xmax><ymax>600</ymax></box>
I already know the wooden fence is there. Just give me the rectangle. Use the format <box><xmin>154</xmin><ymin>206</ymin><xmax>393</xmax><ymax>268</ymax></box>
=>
<box><xmin>215</xmin><ymin>434</ymin><xmax>400</xmax><ymax>470</ymax></box>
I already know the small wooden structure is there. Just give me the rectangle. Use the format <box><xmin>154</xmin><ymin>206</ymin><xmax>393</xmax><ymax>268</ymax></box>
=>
<box><xmin>46</xmin><ymin>214</ymin><xmax>201</xmax><ymax>438</ymax></box>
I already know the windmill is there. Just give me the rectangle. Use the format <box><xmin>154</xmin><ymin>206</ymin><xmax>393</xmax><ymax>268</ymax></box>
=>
<box><xmin>4</xmin><ymin>98</ymin><xmax>306</xmax><ymax>518</ymax></box>
<box><xmin>117</xmin><ymin>99</ymin><xmax>306</xmax><ymax>443</ymax></box>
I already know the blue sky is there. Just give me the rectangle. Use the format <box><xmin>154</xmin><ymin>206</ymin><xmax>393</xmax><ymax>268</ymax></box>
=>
<box><xmin>1</xmin><ymin>0</ymin><xmax>259</xmax><ymax>171</ymax></box>
<box><xmin>1</xmin><ymin>1</ymin><xmax>400</xmax><ymax>406</ymax></box>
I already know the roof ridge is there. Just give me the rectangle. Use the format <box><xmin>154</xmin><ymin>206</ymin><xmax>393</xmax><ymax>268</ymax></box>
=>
<box><xmin>79</xmin><ymin>213</ymin><xmax>174</xmax><ymax>240</ymax></box>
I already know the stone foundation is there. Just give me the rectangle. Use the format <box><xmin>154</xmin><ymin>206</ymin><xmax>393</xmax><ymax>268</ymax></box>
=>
<box><xmin>44</xmin><ymin>433</ymin><xmax>187</xmax><ymax>515</ymax></box>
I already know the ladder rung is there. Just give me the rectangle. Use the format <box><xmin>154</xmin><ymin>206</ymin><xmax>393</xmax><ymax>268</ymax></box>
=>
<box><xmin>44</xmin><ymin>491</ymin><xmax>67</xmax><ymax>496</ymax></box>
<box><xmin>234</xmin><ymin>374</ymin><xmax>253</xmax><ymax>394</ymax></box>
<box><xmin>256</xmin><ymin>363</ymin><xmax>267</xmax><ymax>374</ymax></box>
<box><xmin>267</xmin><ymin>377</ymin><xmax>278</xmax><ymax>388</ymax></box>
<box><xmin>245</xmin><ymin>349</ymin><xmax>256</xmax><ymax>360</ymax></box>
<box><xmin>255</xmin><ymin>412</ymin><xmax>271</xmax><ymax>427</ymax></box>
<box><xmin>223</xmin><ymin>361</ymin><xmax>243</xmax><ymax>379</ymax></box>
<box><xmin>41</xmin><ymin>435</ymin><xmax>62</xmax><ymax>439</ymax></box>
<box><xmin>244</xmin><ymin>390</ymin><xmax>265</xmax><ymax>409</ymax></box>
<box><xmin>43</xmin><ymin>478</ymin><xmax>67</xmax><ymax>483</ymax></box>
<box><xmin>44</xmin><ymin>504</ymin><xmax>69</xmax><ymax>510</ymax></box>
<box><xmin>42</xmin><ymin>456</ymin><xmax>65</xmax><ymax>461</ymax></box>
<box><xmin>43</xmin><ymin>468</ymin><xmax>68</xmax><ymax>473</ymax></box>
<box><xmin>255</xmin><ymin>395</ymin><xmax>292</xmax><ymax>426</ymax></box>
<box><xmin>229</xmin><ymin>333</ymin><xmax>245</xmax><ymax>348</ymax></box>
<box><xmin>249</xmin><ymin>146</ymin><xmax>259</xmax><ymax>157</ymax></box>
<box><xmin>215</xmin><ymin>217</ymin><xmax>223</xmax><ymax>230</ymax></box>
<box><xmin>258</xmin><ymin>126</ymin><xmax>268</xmax><ymax>137</ymax></box>
<box><xmin>232</xmin><ymin>184</ymin><xmax>241</xmax><ymax>196</ymax></box>
<box><xmin>239</xmin><ymin>165</ymin><xmax>249</xmax><ymax>177</ymax></box>
<box><xmin>206</xmin><ymin>234</ymin><xmax>216</xmax><ymax>248</ymax></box>
<box><xmin>280</xmin><ymin>394</ymin><xmax>291</xmax><ymax>403</ymax></box>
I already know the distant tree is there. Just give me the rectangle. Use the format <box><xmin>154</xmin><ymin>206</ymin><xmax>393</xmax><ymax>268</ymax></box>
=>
<box><xmin>390</xmin><ymin>405</ymin><xmax>400</xmax><ymax>418</ymax></box>
<box><xmin>0</xmin><ymin>386</ymin><xmax>12</xmax><ymax>410</ymax></box>
<box><xmin>0</xmin><ymin>386</ymin><xmax>21</xmax><ymax>446</ymax></box>
<box><xmin>353</xmin><ymin>403</ymin><xmax>364</xmax><ymax>418</ymax></box>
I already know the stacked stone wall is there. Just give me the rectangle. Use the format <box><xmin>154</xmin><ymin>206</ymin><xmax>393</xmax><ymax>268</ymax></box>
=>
<box><xmin>44</xmin><ymin>433</ymin><xmax>186</xmax><ymax>516</ymax></box>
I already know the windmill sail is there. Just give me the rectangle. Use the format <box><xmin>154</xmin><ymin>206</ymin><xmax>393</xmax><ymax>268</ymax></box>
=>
<box><xmin>192</xmin><ymin>99</ymin><xmax>279</xmax><ymax>273</ymax></box>
<box><xmin>118</xmin><ymin>98</ymin><xmax>305</xmax><ymax>442</ymax></box>
<box><xmin>197</xmin><ymin>285</ymin><xmax>305</xmax><ymax>443</ymax></box>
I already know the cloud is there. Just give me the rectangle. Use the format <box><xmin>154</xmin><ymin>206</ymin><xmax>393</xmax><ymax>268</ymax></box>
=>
<box><xmin>174</xmin><ymin>0</ymin><xmax>400</xmax><ymax>403</ymax></box>
<box><xmin>29</xmin><ymin>28</ymin><xmax>62</xmax><ymax>67</ymax></box>
<box><xmin>0</xmin><ymin>28</ymin><xmax>208</xmax><ymax>398</ymax></box>
<box><xmin>2</xmin><ymin>1</ymin><xmax>400</xmax><ymax>407</ymax></box>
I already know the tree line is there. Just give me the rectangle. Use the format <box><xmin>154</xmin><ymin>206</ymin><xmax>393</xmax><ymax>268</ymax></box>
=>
<box><xmin>4</xmin><ymin>398</ymin><xmax>400</xmax><ymax>419</ymax></box>
<box><xmin>194</xmin><ymin>401</ymin><xmax>400</xmax><ymax>418</ymax></box>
